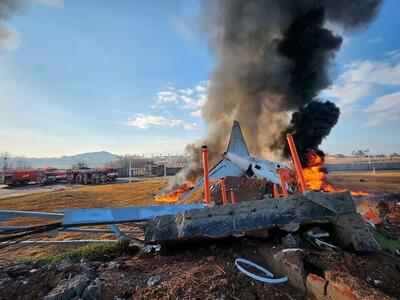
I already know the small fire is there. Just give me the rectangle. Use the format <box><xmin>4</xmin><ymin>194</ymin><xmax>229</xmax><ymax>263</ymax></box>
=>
<box><xmin>302</xmin><ymin>150</ymin><xmax>369</xmax><ymax>196</ymax></box>
<box><xmin>154</xmin><ymin>182</ymin><xmax>194</xmax><ymax>203</ymax></box>
<box><xmin>302</xmin><ymin>150</ymin><xmax>334</xmax><ymax>191</ymax></box>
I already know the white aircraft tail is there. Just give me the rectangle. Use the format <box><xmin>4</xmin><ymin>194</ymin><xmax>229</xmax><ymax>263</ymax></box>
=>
<box><xmin>226</xmin><ymin>120</ymin><xmax>249</xmax><ymax>157</ymax></box>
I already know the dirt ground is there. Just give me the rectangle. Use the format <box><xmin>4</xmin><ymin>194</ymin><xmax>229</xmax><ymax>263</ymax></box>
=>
<box><xmin>326</xmin><ymin>156</ymin><xmax>400</xmax><ymax>164</ymax></box>
<box><xmin>327</xmin><ymin>170</ymin><xmax>400</xmax><ymax>193</ymax></box>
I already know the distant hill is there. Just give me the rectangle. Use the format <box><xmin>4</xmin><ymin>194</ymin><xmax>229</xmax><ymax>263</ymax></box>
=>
<box><xmin>5</xmin><ymin>151</ymin><xmax>120</xmax><ymax>169</ymax></box>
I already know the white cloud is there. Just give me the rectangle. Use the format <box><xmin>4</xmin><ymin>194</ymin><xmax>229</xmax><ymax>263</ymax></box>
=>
<box><xmin>190</xmin><ymin>110</ymin><xmax>201</xmax><ymax>117</ymax></box>
<box><xmin>154</xmin><ymin>81</ymin><xmax>209</xmax><ymax>111</ymax></box>
<box><xmin>365</xmin><ymin>37</ymin><xmax>382</xmax><ymax>44</ymax></box>
<box><xmin>126</xmin><ymin>114</ymin><xmax>197</xmax><ymax>130</ymax></box>
<box><xmin>364</xmin><ymin>91</ymin><xmax>400</xmax><ymax>127</ymax></box>
<box><xmin>340</xmin><ymin>60</ymin><xmax>400</xmax><ymax>86</ymax></box>
<box><xmin>36</xmin><ymin>0</ymin><xmax>64</xmax><ymax>8</ymax></box>
<box><xmin>156</xmin><ymin>88</ymin><xmax>179</xmax><ymax>104</ymax></box>
<box><xmin>324</xmin><ymin>83</ymin><xmax>374</xmax><ymax>106</ymax></box>
<box><xmin>386</xmin><ymin>49</ymin><xmax>400</xmax><ymax>60</ymax></box>
<box><xmin>323</xmin><ymin>52</ymin><xmax>400</xmax><ymax>126</ymax></box>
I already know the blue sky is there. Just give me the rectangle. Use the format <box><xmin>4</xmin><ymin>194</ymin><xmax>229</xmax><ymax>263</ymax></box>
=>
<box><xmin>0</xmin><ymin>0</ymin><xmax>399</xmax><ymax>157</ymax></box>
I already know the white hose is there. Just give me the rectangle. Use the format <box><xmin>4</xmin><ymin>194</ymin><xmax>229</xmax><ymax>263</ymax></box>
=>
<box><xmin>282</xmin><ymin>248</ymin><xmax>303</xmax><ymax>253</ymax></box>
<box><xmin>234</xmin><ymin>258</ymin><xmax>288</xmax><ymax>284</ymax></box>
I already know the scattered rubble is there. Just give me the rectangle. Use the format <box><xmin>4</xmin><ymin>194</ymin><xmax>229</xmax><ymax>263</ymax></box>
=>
<box><xmin>146</xmin><ymin>275</ymin><xmax>161</xmax><ymax>287</ymax></box>
<box><xmin>44</xmin><ymin>274</ymin><xmax>89</xmax><ymax>300</ymax></box>
<box><xmin>82</xmin><ymin>278</ymin><xmax>101</xmax><ymax>300</ymax></box>
<box><xmin>0</xmin><ymin>236</ymin><xmax>398</xmax><ymax>299</ymax></box>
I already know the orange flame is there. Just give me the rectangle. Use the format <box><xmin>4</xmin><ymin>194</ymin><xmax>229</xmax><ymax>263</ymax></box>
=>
<box><xmin>154</xmin><ymin>182</ymin><xmax>194</xmax><ymax>203</ymax></box>
<box><xmin>302</xmin><ymin>150</ymin><xmax>369</xmax><ymax>196</ymax></box>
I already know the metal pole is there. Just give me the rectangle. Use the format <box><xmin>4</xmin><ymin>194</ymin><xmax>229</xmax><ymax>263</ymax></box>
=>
<box><xmin>129</xmin><ymin>159</ymin><xmax>132</xmax><ymax>183</ymax></box>
<box><xmin>220</xmin><ymin>178</ymin><xmax>228</xmax><ymax>205</ymax></box>
<box><xmin>230</xmin><ymin>190</ymin><xmax>236</xmax><ymax>204</ymax></box>
<box><xmin>277</xmin><ymin>169</ymin><xmax>288</xmax><ymax>197</ymax></box>
<box><xmin>1</xmin><ymin>157</ymin><xmax>6</xmax><ymax>184</ymax></box>
<box><xmin>164</xmin><ymin>160</ymin><xmax>167</xmax><ymax>180</ymax></box>
<box><xmin>273</xmin><ymin>184</ymin><xmax>279</xmax><ymax>199</ymax></box>
<box><xmin>202</xmin><ymin>145</ymin><xmax>211</xmax><ymax>205</ymax></box>
<box><xmin>286</xmin><ymin>133</ymin><xmax>308</xmax><ymax>193</ymax></box>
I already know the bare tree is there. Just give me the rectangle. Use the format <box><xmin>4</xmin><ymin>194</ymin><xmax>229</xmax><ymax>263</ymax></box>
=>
<box><xmin>15</xmin><ymin>159</ymin><xmax>31</xmax><ymax>170</ymax></box>
<box><xmin>0</xmin><ymin>151</ymin><xmax>12</xmax><ymax>170</ymax></box>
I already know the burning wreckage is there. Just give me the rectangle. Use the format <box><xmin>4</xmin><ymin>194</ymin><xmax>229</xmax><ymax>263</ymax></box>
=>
<box><xmin>0</xmin><ymin>121</ymin><xmax>383</xmax><ymax>252</ymax></box>
<box><xmin>1</xmin><ymin>121</ymin><xmax>397</xmax><ymax>298</ymax></box>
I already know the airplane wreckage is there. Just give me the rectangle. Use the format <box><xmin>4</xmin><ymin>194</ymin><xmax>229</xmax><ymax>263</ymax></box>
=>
<box><xmin>0</xmin><ymin>121</ymin><xmax>380</xmax><ymax>252</ymax></box>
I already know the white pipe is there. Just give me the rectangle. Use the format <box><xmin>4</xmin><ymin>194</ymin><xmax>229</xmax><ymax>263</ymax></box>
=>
<box><xmin>234</xmin><ymin>258</ymin><xmax>288</xmax><ymax>284</ymax></box>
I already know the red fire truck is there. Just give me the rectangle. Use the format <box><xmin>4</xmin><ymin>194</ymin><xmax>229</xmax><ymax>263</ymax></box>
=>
<box><xmin>1</xmin><ymin>167</ymin><xmax>118</xmax><ymax>187</ymax></box>
<box><xmin>0</xmin><ymin>169</ymin><xmax>39</xmax><ymax>186</ymax></box>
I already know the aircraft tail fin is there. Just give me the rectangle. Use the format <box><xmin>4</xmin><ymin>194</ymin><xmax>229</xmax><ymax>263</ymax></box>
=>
<box><xmin>226</xmin><ymin>120</ymin><xmax>249</xmax><ymax>157</ymax></box>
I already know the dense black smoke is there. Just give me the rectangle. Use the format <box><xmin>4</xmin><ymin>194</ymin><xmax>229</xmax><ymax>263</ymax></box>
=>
<box><xmin>283</xmin><ymin>100</ymin><xmax>340</xmax><ymax>167</ymax></box>
<box><xmin>199</xmin><ymin>0</ymin><xmax>381</xmax><ymax>161</ymax></box>
<box><xmin>277</xmin><ymin>7</ymin><xmax>342</xmax><ymax>108</ymax></box>
<box><xmin>166</xmin><ymin>0</ymin><xmax>382</xmax><ymax>190</ymax></box>
<box><xmin>0</xmin><ymin>0</ymin><xmax>25</xmax><ymax>51</ymax></box>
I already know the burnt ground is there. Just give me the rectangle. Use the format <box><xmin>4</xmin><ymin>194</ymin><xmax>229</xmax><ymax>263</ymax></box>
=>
<box><xmin>0</xmin><ymin>238</ymin><xmax>399</xmax><ymax>300</ymax></box>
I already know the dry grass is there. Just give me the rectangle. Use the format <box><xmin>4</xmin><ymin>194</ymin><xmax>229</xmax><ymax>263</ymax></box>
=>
<box><xmin>326</xmin><ymin>170</ymin><xmax>400</xmax><ymax>193</ymax></box>
<box><xmin>0</xmin><ymin>180</ymin><xmax>166</xmax><ymax>213</ymax></box>
<box><xmin>326</xmin><ymin>156</ymin><xmax>400</xmax><ymax>164</ymax></box>
<box><xmin>0</xmin><ymin>180</ymin><xmax>166</xmax><ymax>264</ymax></box>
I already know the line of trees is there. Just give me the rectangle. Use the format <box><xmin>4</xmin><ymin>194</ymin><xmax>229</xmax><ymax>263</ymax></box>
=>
<box><xmin>0</xmin><ymin>151</ymin><xmax>32</xmax><ymax>170</ymax></box>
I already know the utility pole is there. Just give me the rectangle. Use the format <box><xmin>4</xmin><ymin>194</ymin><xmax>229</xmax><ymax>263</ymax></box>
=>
<box><xmin>129</xmin><ymin>159</ymin><xmax>132</xmax><ymax>183</ymax></box>
<box><xmin>164</xmin><ymin>160</ymin><xmax>167</xmax><ymax>181</ymax></box>
<box><xmin>1</xmin><ymin>157</ymin><xmax>6</xmax><ymax>184</ymax></box>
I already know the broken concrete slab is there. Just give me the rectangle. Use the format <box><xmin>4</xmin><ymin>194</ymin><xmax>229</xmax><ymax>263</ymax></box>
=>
<box><xmin>145</xmin><ymin>191</ymin><xmax>380</xmax><ymax>252</ymax></box>
<box><xmin>330</xmin><ymin>213</ymin><xmax>381</xmax><ymax>252</ymax></box>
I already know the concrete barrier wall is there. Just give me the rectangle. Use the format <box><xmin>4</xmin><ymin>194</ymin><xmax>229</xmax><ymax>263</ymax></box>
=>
<box><xmin>326</xmin><ymin>162</ymin><xmax>400</xmax><ymax>172</ymax></box>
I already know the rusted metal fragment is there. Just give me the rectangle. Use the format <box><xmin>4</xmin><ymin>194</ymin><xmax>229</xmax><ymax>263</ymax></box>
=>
<box><xmin>210</xmin><ymin>176</ymin><xmax>269</xmax><ymax>204</ymax></box>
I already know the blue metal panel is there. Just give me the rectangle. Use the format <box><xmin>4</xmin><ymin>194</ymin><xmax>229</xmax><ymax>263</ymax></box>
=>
<box><xmin>62</xmin><ymin>204</ymin><xmax>204</xmax><ymax>226</ymax></box>
<box><xmin>0</xmin><ymin>210</ymin><xmax>64</xmax><ymax>222</ymax></box>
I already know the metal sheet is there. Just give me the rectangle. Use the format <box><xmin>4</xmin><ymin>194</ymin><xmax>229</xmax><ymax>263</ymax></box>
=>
<box><xmin>1</xmin><ymin>240</ymin><xmax>118</xmax><ymax>247</ymax></box>
<box><xmin>0</xmin><ymin>210</ymin><xmax>64</xmax><ymax>222</ymax></box>
<box><xmin>63</xmin><ymin>204</ymin><xmax>204</xmax><ymax>226</ymax></box>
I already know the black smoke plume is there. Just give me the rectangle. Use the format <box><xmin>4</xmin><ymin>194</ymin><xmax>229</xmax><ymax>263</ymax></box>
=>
<box><xmin>166</xmin><ymin>0</ymin><xmax>382</xmax><ymax>191</ymax></box>
<box><xmin>283</xmin><ymin>100</ymin><xmax>340</xmax><ymax>167</ymax></box>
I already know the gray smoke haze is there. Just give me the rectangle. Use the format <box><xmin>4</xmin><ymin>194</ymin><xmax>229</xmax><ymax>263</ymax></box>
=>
<box><xmin>0</xmin><ymin>0</ymin><xmax>25</xmax><ymax>51</ymax></box>
<box><xmin>166</xmin><ymin>0</ymin><xmax>382</xmax><ymax>191</ymax></box>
